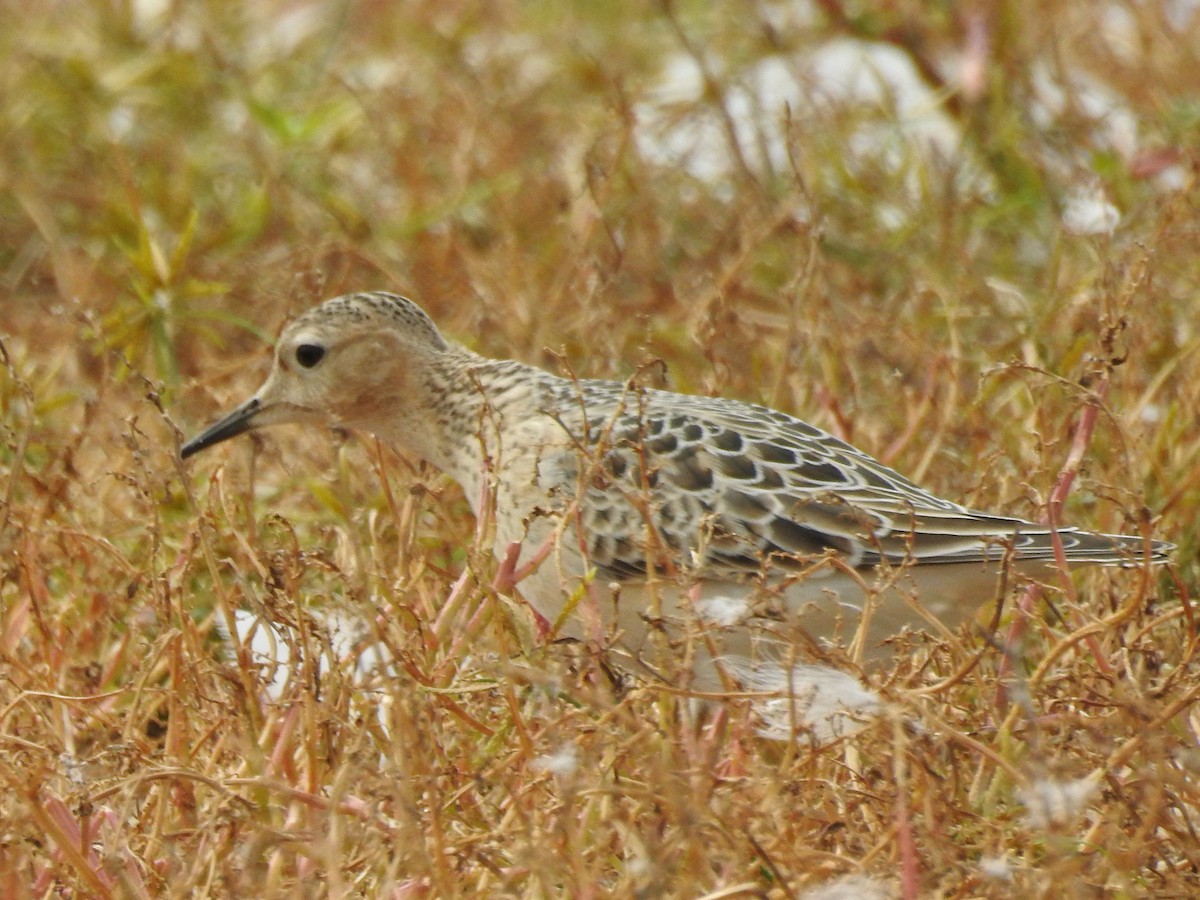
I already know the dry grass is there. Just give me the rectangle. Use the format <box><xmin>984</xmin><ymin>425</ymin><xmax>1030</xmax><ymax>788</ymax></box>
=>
<box><xmin>2</xmin><ymin>0</ymin><xmax>1199</xmax><ymax>896</ymax></box>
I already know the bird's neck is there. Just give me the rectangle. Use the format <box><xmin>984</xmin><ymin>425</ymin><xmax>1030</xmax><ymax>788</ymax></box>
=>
<box><xmin>414</xmin><ymin>350</ymin><xmax>560</xmax><ymax>507</ymax></box>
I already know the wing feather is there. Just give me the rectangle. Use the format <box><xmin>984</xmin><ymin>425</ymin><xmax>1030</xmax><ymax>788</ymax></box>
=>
<box><xmin>545</xmin><ymin>382</ymin><xmax>1169</xmax><ymax>582</ymax></box>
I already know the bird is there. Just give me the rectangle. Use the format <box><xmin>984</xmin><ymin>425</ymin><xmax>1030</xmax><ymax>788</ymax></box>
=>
<box><xmin>181</xmin><ymin>291</ymin><xmax>1172</xmax><ymax>739</ymax></box>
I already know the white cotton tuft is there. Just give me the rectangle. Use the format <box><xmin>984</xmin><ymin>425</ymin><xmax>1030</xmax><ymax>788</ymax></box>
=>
<box><xmin>1062</xmin><ymin>184</ymin><xmax>1120</xmax><ymax>235</ymax></box>
<box><xmin>694</xmin><ymin>594</ymin><xmax>753</xmax><ymax>627</ymax></box>
<box><xmin>801</xmin><ymin>873</ymin><xmax>895</xmax><ymax>900</ymax></box>
<box><xmin>531</xmin><ymin>745</ymin><xmax>579</xmax><ymax>778</ymax></box>
<box><xmin>1018</xmin><ymin>776</ymin><xmax>1097</xmax><ymax>830</ymax></box>
<box><xmin>214</xmin><ymin>604</ymin><xmax>394</xmax><ymax>703</ymax></box>
<box><xmin>718</xmin><ymin>659</ymin><xmax>883</xmax><ymax>743</ymax></box>
<box><xmin>979</xmin><ymin>855</ymin><xmax>1013</xmax><ymax>881</ymax></box>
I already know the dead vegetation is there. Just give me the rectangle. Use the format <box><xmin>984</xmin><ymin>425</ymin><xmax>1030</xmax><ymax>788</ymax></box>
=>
<box><xmin>1</xmin><ymin>0</ymin><xmax>1198</xmax><ymax>896</ymax></box>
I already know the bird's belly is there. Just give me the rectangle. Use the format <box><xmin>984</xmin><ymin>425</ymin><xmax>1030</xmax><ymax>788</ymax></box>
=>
<box><xmin>502</xmin><ymin>539</ymin><xmax>1013</xmax><ymax>686</ymax></box>
<box><xmin>608</xmin><ymin>563</ymin><xmax>1008</xmax><ymax>680</ymax></box>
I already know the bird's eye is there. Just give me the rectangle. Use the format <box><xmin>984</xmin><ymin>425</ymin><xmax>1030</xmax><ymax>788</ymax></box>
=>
<box><xmin>295</xmin><ymin>344</ymin><xmax>326</xmax><ymax>369</ymax></box>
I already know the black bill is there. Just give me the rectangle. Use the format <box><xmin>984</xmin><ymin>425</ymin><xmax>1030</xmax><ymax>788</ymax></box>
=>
<box><xmin>181</xmin><ymin>397</ymin><xmax>262</xmax><ymax>459</ymax></box>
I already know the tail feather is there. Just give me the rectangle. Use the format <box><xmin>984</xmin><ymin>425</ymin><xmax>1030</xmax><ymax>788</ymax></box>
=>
<box><xmin>1009</xmin><ymin>528</ymin><xmax>1172</xmax><ymax>566</ymax></box>
<box><xmin>902</xmin><ymin>526</ymin><xmax>1173</xmax><ymax>567</ymax></box>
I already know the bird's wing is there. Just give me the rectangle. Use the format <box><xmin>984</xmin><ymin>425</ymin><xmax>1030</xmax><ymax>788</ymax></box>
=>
<box><xmin>546</xmin><ymin>385</ymin><xmax>1162</xmax><ymax>583</ymax></box>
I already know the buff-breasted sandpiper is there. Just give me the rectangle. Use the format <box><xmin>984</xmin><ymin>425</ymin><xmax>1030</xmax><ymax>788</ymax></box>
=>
<box><xmin>182</xmin><ymin>291</ymin><xmax>1172</xmax><ymax>738</ymax></box>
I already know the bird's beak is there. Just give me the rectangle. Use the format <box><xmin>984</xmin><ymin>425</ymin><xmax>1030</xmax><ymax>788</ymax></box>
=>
<box><xmin>181</xmin><ymin>396</ymin><xmax>263</xmax><ymax>459</ymax></box>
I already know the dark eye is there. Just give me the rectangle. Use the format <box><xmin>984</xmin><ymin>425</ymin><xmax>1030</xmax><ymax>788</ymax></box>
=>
<box><xmin>295</xmin><ymin>344</ymin><xmax>325</xmax><ymax>368</ymax></box>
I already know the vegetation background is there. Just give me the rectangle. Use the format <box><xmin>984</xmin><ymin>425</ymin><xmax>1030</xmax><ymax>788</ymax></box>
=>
<box><xmin>1</xmin><ymin>0</ymin><xmax>1197</xmax><ymax>895</ymax></box>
